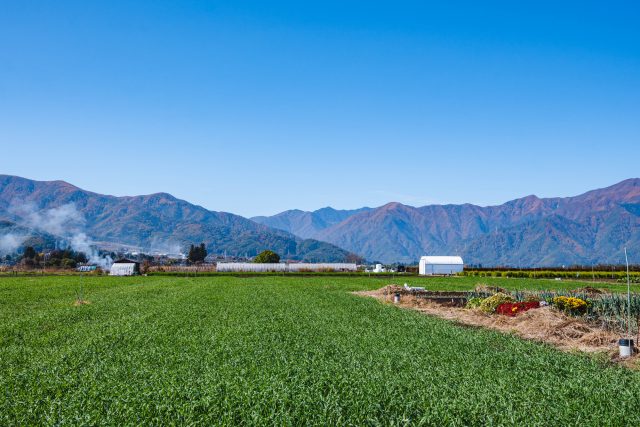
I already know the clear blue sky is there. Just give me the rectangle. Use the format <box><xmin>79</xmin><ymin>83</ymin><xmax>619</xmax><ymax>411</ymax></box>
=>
<box><xmin>1</xmin><ymin>1</ymin><xmax>638</xmax><ymax>217</ymax></box>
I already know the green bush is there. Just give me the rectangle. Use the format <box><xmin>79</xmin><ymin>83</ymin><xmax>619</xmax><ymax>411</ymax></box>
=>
<box><xmin>254</xmin><ymin>250</ymin><xmax>280</xmax><ymax>263</ymax></box>
<box><xmin>524</xmin><ymin>294</ymin><xmax>542</xmax><ymax>303</ymax></box>
<box><xmin>465</xmin><ymin>297</ymin><xmax>485</xmax><ymax>309</ymax></box>
<box><xmin>479</xmin><ymin>292</ymin><xmax>515</xmax><ymax>313</ymax></box>
<box><xmin>61</xmin><ymin>258</ymin><xmax>77</xmax><ymax>268</ymax></box>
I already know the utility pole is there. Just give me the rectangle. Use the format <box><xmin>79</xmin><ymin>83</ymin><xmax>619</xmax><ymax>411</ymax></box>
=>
<box><xmin>625</xmin><ymin>248</ymin><xmax>631</xmax><ymax>340</ymax></box>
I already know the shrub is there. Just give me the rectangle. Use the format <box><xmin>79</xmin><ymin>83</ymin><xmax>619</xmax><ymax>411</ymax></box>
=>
<box><xmin>479</xmin><ymin>292</ymin><xmax>515</xmax><ymax>313</ymax></box>
<box><xmin>465</xmin><ymin>297</ymin><xmax>485</xmax><ymax>309</ymax></box>
<box><xmin>254</xmin><ymin>250</ymin><xmax>280</xmax><ymax>264</ymax></box>
<box><xmin>524</xmin><ymin>294</ymin><xmax>542</xmax><ymax>303</ymax></box>
<box><xmin>496</xmin><ymin>301</ymin><xmax>541</xmax><ymax>317</ymax></box>
<box><xmin>552</xmin><ymin>296</ymin><xmax>588</xmax><ymax>315</ymax></box>
<box><xmin>61</xmin><ymin>258</ymin><xmax>77</xmax><ymax>269</ymax></box>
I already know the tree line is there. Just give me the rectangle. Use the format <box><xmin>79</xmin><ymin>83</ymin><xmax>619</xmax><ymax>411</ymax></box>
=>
<box><xmin>15</xmin><ymin>246</ymin><xmax>88</xmax><ymax>268</ymax></box>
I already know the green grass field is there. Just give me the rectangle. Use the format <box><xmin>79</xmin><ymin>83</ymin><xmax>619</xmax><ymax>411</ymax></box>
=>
<box><xmin>2</xmin><ymin>275</ymin><xmax>640</xmax><ymax>425</ymax></box>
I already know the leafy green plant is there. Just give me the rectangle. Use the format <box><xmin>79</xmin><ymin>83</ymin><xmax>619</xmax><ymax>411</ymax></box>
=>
<box><xmin>253</xmin><ymin>250</ymin><xmax>280</xmax><ymax>263</ymax></box>
<box><xmin>479</xmin><ymin>292</ymin><xmax>515</xmax><ymax>313</ymax></box>
<box><xmin>465</xmin><ymin>297</ymin><xmax>485</xmax><ymax>309</ymax></box>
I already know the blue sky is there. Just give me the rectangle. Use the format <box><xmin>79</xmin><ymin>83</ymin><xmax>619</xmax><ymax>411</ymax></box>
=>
<box><xmin>1</xmin><ymin>1</ymin><xmax>638</xmax><ymax>217</ymax></box>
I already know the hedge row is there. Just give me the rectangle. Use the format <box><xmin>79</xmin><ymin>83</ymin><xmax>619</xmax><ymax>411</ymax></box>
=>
<box><xmin>461</xmin><ymin>270</ymin><xmax>640</xmax><ymax>279</ymax></box>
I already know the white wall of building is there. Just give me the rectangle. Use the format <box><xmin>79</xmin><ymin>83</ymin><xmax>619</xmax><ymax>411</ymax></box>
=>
<box><xmin>419</xmin><ymin>256</ymin><xmax>464</xmax><ymax>275</ymax></box>
<box><xmin>216</xmin><ymin>263</ymin><xmax>287</xmax><ymax>272</ymax></box>
<box><xmin>109</xmin><ymin>263</ymin><xmax>137</xmax><ymax>276</ymax></box>
<box><xmin>216</xmin><ymin>262</ymin><xmax>357</xmax><ymax>272</ymax></box>
<box><xmin>288</xmin><ymin>263</ymin><xmax>357</xmax><ymax>272</ymax></box>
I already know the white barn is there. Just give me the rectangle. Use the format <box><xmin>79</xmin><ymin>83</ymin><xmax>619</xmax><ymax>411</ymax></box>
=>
<box><xmin>419</xmin><ymin>256</ymin><xmax>464</xmax><ymax>275</ymax></box>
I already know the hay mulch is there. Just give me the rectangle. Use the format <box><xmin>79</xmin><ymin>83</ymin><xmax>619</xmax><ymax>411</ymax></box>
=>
<box><xmin>354</xmin><ymin>285</ymin><xmax>639</xmax><ymax>368</ymax></box>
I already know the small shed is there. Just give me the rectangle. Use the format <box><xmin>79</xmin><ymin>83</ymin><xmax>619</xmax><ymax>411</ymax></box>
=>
<box><xmin>419</xmin><ymin>256</ymin><xmax>464</xmax><ymax>275</ymax></box>
<box><xmin>109</xmin><ymin>259</ymin><xmax>140</xmax><ymax>276</ymax></box>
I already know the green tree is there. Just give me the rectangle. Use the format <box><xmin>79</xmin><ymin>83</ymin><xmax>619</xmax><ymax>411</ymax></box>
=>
<box><xmin>61</xmin><ymin>258</ymin><xmax>77</xmax><ymax>269</ymax></box>
<box><xmin>76</xmin><ymin>252</ymin><xmax>88</xmax><ymax>264</ymax></box>
<box><xmin>23</xmin><ymin>246</ymin><xmax>36</xmax><ymax>260</ymax></box>
<box><xmin>188</xmin><ymin>243</ymin><xmax>208</xmax><ymax>263</ymax></box>
<box><xmin>254</xmin><ymin>250</ymin><xmax>280</xmax><ymax>264</ymax></box>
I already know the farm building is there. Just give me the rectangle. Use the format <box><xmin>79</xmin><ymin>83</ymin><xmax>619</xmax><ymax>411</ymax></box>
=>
<box><xmin>109</xmin><ymin>259</ymin><xmax>140</xmax><ymax>276</ymax></box>
<box><xmin>287</xmin><ymin>263</ymin><xmax>357</xmax><ymax>272</ymax></box>
<box><xmin>418</xmin><ymin>256</ymin><xmax>464</xmax><ymax>275</ymax></box>
<box><xmin>216</xmin><ymin>262</ymin><xmax>357</xmax><ymax>273</ymax></box>
<box><xmin>364</xmin><ymin>264</ymin><xmax>387</xmax><ymax>273</ymax></box>
<box><xmin>216</xmin><ymin>263</ymin><xmax>287</xmax><ymax>273</ymax></box>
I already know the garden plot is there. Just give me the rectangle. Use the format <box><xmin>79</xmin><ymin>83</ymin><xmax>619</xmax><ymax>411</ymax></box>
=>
<box><xmin>356</xmin><ymin>285</ymin><xmax>639</xmax><ymax>365</ymax></box>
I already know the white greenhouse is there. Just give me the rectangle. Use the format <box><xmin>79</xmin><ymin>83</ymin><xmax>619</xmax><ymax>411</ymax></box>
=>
<box><xmin>418</xmin><ymin>256</ymin><xmax>464</xmax><ymax>275</ymax></box>
<box><xmin>288</xmin><ymin>263</ymin><xmax>357</xmax><ymax>272</ymax></box>
<box><xmin>215</xmin><ymin>262</ymin><xmax>357</xmax><ymax>273</ymax></box>
<box><xmin>109</xmin><ymin>259</ymin><xmax>140</xmax><ymax>276</ymax></box>
<box><xmin>215</xmin><ymin>263</ymin><xmax>287</xmax><ymax>273</ymax></box>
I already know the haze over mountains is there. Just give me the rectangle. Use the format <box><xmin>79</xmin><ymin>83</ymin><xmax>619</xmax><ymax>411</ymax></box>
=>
<box><xmin>252</xmin><ymin>207</ymin><xmax>372</xmax><ymax>240</ymax></box>
<box><xmin>0</xmin><ymin>175</ymin><xmax>356</xmax><ymax>262</ymax></box>
<box><xmin>253</xmin><ymin>179</ymin><xmax>640</xmax><ymax>266</ymax></box>
<box><xmin>1</xmin><ymin>174</ymin><xmax>639</xmax><ymax>266</ymax></box>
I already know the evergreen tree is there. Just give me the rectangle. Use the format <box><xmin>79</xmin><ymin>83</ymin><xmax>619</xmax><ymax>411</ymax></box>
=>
<box><xmin>188</xmin><ymin>243</ymin><xmax>207</xmax><ymax>263</ymax></box>
<box><xmin>23</xmin><ymin>246</ymin><xmax>36</xmax><ymax>259</ymax></box>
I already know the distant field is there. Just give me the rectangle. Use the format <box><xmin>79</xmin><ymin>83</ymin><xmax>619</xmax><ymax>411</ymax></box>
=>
<box><xmin>2</xmin><ymin>276</ymin><xmax>640</xmax><ymax>425</ymax></box>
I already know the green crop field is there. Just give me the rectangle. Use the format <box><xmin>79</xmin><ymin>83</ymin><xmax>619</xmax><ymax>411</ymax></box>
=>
<box><xmin>2</xmin><ymin>275</ymin><xmax>640</xmax><ymax>425</ymax></box>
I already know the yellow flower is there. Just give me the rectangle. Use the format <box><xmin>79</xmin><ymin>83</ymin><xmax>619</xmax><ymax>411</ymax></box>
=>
<box><xmin>552</xmin><ymin>296</ymin><xmax>587</xmax><ymax>313</ymax></box>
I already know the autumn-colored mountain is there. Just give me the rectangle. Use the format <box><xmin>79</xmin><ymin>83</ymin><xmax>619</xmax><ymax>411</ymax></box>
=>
<box><xmin>254</xmin><ymin>179</ymin><xmax>640</xmax><ymax>266</ymax></box>
<box><xmin>0</xmin><ymin>175</ymin><xmax>356</xmax><ymax>262</ymax></box>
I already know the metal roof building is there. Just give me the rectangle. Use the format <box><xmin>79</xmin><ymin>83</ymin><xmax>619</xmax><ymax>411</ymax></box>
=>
<box><xmin>418</xmin><ymin>256</ymin><xmax>464</xmax><ymax>275</ymax></box>
<box><xmin>109</xmin><ymin>259</ymin><xmax>140</xmax><ymax>276</ymax></box>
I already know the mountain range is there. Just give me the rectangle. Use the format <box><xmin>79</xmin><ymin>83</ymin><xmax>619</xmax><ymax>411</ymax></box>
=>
<box><xmin>253</xmin><ymin>179</ymin><xmax>640</xmax><ymax>266</ymax></box>
<box><xmin>0</xmin><ymin>175</ymin><xmax>357</xmax><ymax>262</ymax></box>
<box><xmin>2</xmin><ymin>174</ymin><xmax>639</xmax><ymax>266</ymax></box>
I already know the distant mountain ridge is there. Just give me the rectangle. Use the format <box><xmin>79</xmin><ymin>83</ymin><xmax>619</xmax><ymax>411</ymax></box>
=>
<box><xmin>3</xmin><ymin>174</ymin><xmax>639</xmax><ymax>266</ymax></box>
<box><xmin>255</xmin><ymin>179</ymin><xmax>640</xmax><ymax>266</ymax></box>
<box><xmin>252</xmin><ymin>207</ymin><xmax>372</xmax><ymax>239</ymax></box>
<box><xmin>0</xmin><ymin>175</ymin><xmax>357</xmax><ymax>262</ymax></box>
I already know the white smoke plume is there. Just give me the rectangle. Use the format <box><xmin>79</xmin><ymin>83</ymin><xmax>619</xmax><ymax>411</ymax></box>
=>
<box><xmin>148</xmin><ymin>236</ymin><xmax>184</xmax><ymax>258</ymax></box>
<box><xmin>70</xmin><ymin>232</ymin><xmax>113</xmax><ymax>270</ymax></box>
<box><xmin>0</xmin><ymin>233</ymin><xmax>26</xmax><ymax>255</ymax></box>
<box><xmin>7</xmin><ymin>202</ymin><xmax>113</xmax><ymax>269</ymax></box>
<box><xmin>9</xmin><ymin>202</ymin><xmax>84</xmax><ymax>236</ymax></box>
